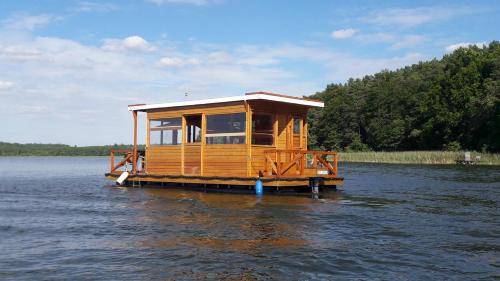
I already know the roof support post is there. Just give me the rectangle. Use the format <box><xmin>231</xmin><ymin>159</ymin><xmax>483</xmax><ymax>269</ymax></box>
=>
<box><xmin>132</xmin><ymin>110</ymin><xmax>138</xmax><ymax>174</ymax></box>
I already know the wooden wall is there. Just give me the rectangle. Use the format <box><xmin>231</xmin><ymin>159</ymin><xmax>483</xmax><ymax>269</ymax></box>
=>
<box><xmin>204</xmin><ymin>144</ymin><xmax>247</xmax><ymax>176</ymax></box>
<box><xmin>146</xmin><ymin>146</ymin><xmax>181</xmax><ymax>174</ymax></box>
<box><xmin>184</xmin><ymin>144</ymin><xmax>201</xmax><ymax>175</ymax></box>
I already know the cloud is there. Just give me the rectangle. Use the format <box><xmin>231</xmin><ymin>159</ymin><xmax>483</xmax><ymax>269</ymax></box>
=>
<box><xmin>0</xmin><ymin>80</ymin><xmax>14</xmax><ymax>90</ymax></box>
<box><xmin>147</xmin><ymin>0</ymin><xmax>212</xmax><ymax>5</ymax></box>
<box><xmin>73</xmin><ymin>2</ymin><xmax>118</xmax><ymax>12</ymax></box>
<box><xmin>331</xmin><ymin>28</ymin><xmax>358</xmax><ymax>39</ymax></box>
<box><xmin>102</xmin><ymin>36</ymin><xmax>156</xmax><ymax>52</ymax></box>
<box><xmin>363</xmin><ymin>6</ymin><xmax>476</xmax><ymax>27</ymax></box>
<box><xmin>1</xmin><ymin>13</ymin><xmax>56</xmax><ymax>31</ymax></box>
<box><xmin>391</xmin><ymin>35</ymin><xmax>427</xmax><ymax>49</ymax></box>
<box><xmin>445</xmin><ymin>42</ymin><xmax>487</xmax><ymax>52</ymax></box>
<box><xmin>157</xmin><ymin>56</ymin><xmax>200</xmax><ymax>67</ymax></box>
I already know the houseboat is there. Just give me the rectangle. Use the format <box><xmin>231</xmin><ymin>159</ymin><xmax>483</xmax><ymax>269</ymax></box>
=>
<box><xmin>105</xmin><ymin>92</ymin><xmax>343</xmax><ymax>194</ymax></box>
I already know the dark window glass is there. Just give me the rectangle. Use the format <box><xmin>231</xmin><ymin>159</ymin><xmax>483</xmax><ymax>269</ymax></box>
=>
<box><xmin>206</xmin><ymin>113</ymin><xmax>246</xmax><ymax>144</ymax></box>
<box><xmin>252</xmin><ymin>114</ymin><xmax>274</xmax><ymax>145</ymax></box>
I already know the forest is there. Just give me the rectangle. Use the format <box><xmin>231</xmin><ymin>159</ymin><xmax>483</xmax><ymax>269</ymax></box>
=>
<box><xmin>307</xmin><ymin>41</ymin><xmax>500</xmax><ymax>152</ymax></box>
<box><xmin>0</xmin><ymin>142</ymin><xmax>144</xmax><ymax>156</ymax></box>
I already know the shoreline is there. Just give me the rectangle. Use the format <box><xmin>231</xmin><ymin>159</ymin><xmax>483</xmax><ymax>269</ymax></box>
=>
<box><xmin>2</xmin><ymin>151</ymin><xmax>500</xmax><ymax>165</ymax></box>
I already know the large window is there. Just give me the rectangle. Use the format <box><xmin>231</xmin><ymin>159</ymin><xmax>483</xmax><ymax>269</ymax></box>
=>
<box><xmin>206</xmin><ymin>113</ymin><xmax>246</xmax><ymax>144</ymax></box>
<box><xmin>150</xmin><ymin>118</ymin><xmax>182</xmax><ymax>145</ymax></box>
<box><xmin>252</xmin><ymin>114</ymin><xmax>274</xmax><ymax>145</ymax></box>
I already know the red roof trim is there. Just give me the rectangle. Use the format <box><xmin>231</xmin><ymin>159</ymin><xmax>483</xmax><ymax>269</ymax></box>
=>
<box><xmin>245</xmin><ymin>91</ymin><xmax>322</xmax><ymax>103</ymax></box>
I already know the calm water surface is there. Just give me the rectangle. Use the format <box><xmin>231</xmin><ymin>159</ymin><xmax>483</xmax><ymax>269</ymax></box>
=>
<box><xmin>0</xmin><ymin>157</ymin><xmax>498</xmax><ymax>280</ymax></box>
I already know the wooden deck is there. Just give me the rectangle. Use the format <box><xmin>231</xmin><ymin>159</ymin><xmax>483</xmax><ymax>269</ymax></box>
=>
<box><xmin>106</xmin><ymin>172</ymin><xmax>343</xmax><ymax>187</ymax></box>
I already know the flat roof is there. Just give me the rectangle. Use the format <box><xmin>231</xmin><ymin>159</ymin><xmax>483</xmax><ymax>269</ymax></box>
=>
<box><xmin>128</xmin><ymin>92</ymin><xmax>324</xmax><ymax>111</ymax></box>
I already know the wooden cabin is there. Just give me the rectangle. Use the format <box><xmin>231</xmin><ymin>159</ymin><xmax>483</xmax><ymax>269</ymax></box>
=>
<box><xmin>106</xmin><ymin>92</ymin><xmax>343</xmax><ymax>193</ymax></box>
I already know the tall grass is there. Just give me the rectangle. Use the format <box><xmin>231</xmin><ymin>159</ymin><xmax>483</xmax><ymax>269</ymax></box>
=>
<box><xmin>339</xmin><ymin>151</ymin><xmax>500</xmax><ymax>165</ymax></box>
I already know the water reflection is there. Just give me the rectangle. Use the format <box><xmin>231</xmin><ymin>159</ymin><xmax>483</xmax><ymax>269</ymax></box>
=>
<box><xmin>128</xmin><ymin>188</ymin><xmax>343</xmax><ymax>255</ymax></box>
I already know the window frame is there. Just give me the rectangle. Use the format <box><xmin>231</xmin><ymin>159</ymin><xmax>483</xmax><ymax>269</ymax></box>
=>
<box><xmin>149</xmin><ymin>117</ymin><xmax>182</xmax><ymax>146</ymax></box>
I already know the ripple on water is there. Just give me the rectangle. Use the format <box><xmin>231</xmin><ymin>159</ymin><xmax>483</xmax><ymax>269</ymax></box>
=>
<box><xmin>0</xmin><ymin>159</ymin><xmax>499</xmax><ymax>280</ymax></box>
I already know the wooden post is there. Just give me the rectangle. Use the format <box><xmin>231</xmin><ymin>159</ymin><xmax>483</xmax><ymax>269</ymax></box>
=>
<box><xmin>181</xmin><ymin>116</ymin><xmax>186</xmax><ymax>175</ymax></box>
<box><xmin>132</xmin><ymin>110</ymin><xmax>138</xmax><ymax>174</ymax></box>
<box><xmin>110</xmin><ymin>150</ymin><xmax>114</xmax><ymax>172</ymax></box>
<box><xmin>201</xmin><ymin>113</ymin><xmax>206</xmax><ymax>176</ymax></box>
<box><xmin>334</xmin><ymin>153</ymin><xmax>338</xmax><ymax>177</ymax></box>
<box><xmin>245</xmin><ymin>102</ymin><xmax>252</xmax><ymax>176</ymax></box>
<box><xmin>145</xmin><ymin>115</ymin><xmax>150</xmax><ymax>173</ymax></box>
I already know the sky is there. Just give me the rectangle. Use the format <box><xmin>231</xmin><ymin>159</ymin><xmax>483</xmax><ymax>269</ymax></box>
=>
<box><xmin>0</xmin><ymin>0</ymin><xmax>498</xmax><ymax>145</ymax></box>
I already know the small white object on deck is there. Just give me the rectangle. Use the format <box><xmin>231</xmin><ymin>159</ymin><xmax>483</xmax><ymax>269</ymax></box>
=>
<box><xmin>116</xmin><ymin>171</ymin><xmax>129</xmax><ymax>185</ymax></box>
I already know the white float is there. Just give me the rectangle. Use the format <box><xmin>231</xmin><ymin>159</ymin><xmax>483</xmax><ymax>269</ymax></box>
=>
<box><xmin>116</xmin><ymin>171</ymin><xmax>129</xmax><ymax>185</ymax></box>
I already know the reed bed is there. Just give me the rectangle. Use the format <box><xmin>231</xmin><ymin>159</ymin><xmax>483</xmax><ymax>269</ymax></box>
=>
<box><xmin>338</xmin><ymin>151</ymin><xmax>500</xmax><ymax>165</ymax></box>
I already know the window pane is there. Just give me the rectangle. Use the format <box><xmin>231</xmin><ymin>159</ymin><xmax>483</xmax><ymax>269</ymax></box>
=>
<box><xmin>150</xmin><ymin>118</ymin><xmax>182</xmax><ymax>145</ymax></box>
<box><xmin>293</xmin><ymin>118</ymin><xmax>301</xmax><ymax>134</ymax></box>
<box><xmin>252</xmin><ymin>114</ymin><xmax>274</xmax><ymax>145</ymax></box>
<box><xmin>206</xmin><ymin>113</ymin><xmax>246</xmax><ymax>144</ymax></box>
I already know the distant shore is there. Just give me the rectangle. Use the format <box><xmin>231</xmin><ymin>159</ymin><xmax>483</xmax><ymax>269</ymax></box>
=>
<box><xmin>2</xmin><ymin>142</ymin><xmax>499</xmax><ymax>165</ymax></box>
<box><xmin>339</xmin><ymin>151</ymin><xmax>500</xmax><ymax>165</ymax></box>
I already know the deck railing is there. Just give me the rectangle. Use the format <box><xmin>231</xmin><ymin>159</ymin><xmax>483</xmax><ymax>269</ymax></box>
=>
<box><xmin>263</xmin><ymin>149</ymin><xmax>338</xmax><ymax>178</ymax></box>
<box><xmin>109</xmin><ymin>149</ymin><xmax>145</xmax><ymax>173</ymax></box>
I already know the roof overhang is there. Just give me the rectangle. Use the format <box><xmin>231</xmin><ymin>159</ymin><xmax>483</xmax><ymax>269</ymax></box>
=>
<box><xmin>128</xmin><ymin>92</ymin><xmax>324</xmax><ymax>112</ymax></box>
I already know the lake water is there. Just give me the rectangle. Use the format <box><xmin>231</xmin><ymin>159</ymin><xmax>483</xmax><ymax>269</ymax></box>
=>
<box><xmin>0</xmin><ymin>157</ymin><xmax>498</xmax><ymax>280</ymax></box>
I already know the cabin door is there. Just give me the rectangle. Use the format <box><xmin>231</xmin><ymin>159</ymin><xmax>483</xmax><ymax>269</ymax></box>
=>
<box><xmin>291</xmin><ymin>115</ymin><xmax>305</xmax><ymax>150</ymax></box>
<box><xmin>183</xmin><ymin>114</ymin><xmax>202</xmax><ymax>175</ymax></box>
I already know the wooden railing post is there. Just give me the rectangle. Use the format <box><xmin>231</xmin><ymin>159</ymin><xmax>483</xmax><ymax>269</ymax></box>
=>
<box><xmin>132</xmin><ymin>110</ymin><xmax>138</xmax><ymax>174</ymax></box>
<box><xmin>334</xmin><ymin>153</ymin><xmax>338</xmax><ymax>177</ymax></box>
<box><xmin>110</xmin><ymin>150</ymin><xmax>115</xmax><ymax>172</ymax></box>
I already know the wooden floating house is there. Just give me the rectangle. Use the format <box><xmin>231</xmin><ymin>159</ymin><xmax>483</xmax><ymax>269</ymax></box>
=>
<box><xmin>105</xmin><ymin>92</ymin><xmax>343</xmax><ymax>193</ymax></box>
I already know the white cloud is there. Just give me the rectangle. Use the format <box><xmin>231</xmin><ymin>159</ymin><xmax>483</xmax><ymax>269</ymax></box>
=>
<box><xmin>147</xmin><ymin>0</ymin><xmax>212</xmax><ymax>5</ymax></box>
<box><xmin>331</xmin><ymin>28</ymin><xmax>358</xmax><ymax>39</ymax></box>
<box><xmin>1</xmin><ymin>14</ymin><xmax>56</xmax><ymax>31</ymax></box>
<box><xmin>0</xmin><ymin>80</ymin><xmax>14</xmax><ymax>90</ymax></box>
<box><xmin>158</xmin><ymin>56</ymin><xmax>200</xmax><ymax>67</ymax></box>
<box><xmin>364</xmin><ymin>6</ymin><xmax>476</xmax><ymax>27</ymax></box>
<box><xmin>445</xmin><ymin>42</ymin><xmax>487</xmax><ymax>53</ymax></box>
<box><xmin>102</xmin><ymin>36</ymin><xmax>156</xmax><ymax>52</ymax></box>
<box><xmin>391</xmin><ymin>35</ymin><xmax>427</xmax><ymax>49</ymax></box>
<box><xmin>73</xmin><ymin>2</ymin><xmax>118</xmax><ymax>12</ymax></box>
<box><xmin>354</xmin><ymin>32</ymin><xmax>426</xmax><ymax>49</ymax></box>
<box><xmin>0</xmin><ymin>45</ymin><xmax>42</xmax><ymax>61</ymax></box>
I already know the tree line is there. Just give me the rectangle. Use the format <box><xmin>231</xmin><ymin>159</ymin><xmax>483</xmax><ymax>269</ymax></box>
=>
<box><xmin>0</xmin><ymin>142</ymin><xmax>144</xmax><ymax>156</ymax></box>
<box><xmin>308</xmin><ymin>41</ymin><xmax>500</xmax><ymax>152</ymax></box>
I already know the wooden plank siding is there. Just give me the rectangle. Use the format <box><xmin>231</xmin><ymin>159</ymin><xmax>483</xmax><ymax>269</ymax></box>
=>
<box><xmin>146</xmin><ymin>146</ymin><xmax>182</xmax><ymax>174</ymax></box>
<box><xmin>204</xmin><ymin>144</ymin><xmax>248</xmax><ymax>176</ymax></box>
<box><xmin>184</xmin><ymin>144</ymin><xmax>201</xmax><ymax>175</ymax></box>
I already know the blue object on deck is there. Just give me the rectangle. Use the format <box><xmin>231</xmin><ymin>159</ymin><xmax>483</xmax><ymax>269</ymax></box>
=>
<box><xmin>255</xmin><ymin>179</ymin><xmax>263</xmax><ymax>196</ymax></box>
